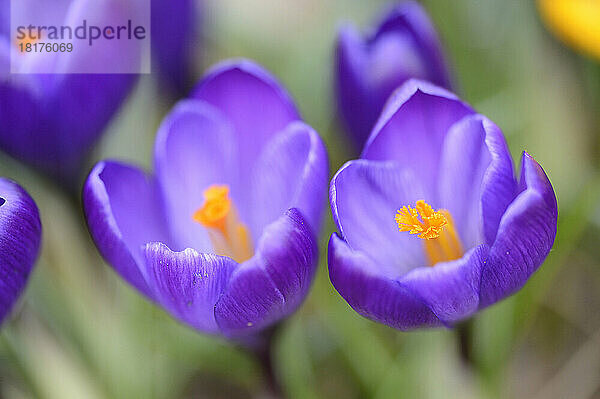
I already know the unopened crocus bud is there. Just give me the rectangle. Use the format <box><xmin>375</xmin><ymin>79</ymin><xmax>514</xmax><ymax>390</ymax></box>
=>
<box><xmin>335</xmin><ymin>1</ymin><xmax>453</xmax><ymax>150</ymax></box>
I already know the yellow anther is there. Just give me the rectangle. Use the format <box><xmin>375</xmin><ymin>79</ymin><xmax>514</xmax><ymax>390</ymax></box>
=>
<box><xmin>193</xmin><ymin>185</ymin><xmax>232</xmax><ymax>233</ymax></box>
<box><xmin>203</xmin><ymin>185</ymin><xmax>229</xmax><ymax>201</ymax></box>
<box><xmin>193</xmin><ymin>185</ymin><xmax>253</xmax><ymax>263</ymax></box>
<box><xmin>396</xmin><ymin>200</ymin><xmax>464</xmax><ymax>266</ymax></box>
<box><xmin>395</xmin><ymin>200</ymin><xmax>448</xmax><ymax>240</ymax></box>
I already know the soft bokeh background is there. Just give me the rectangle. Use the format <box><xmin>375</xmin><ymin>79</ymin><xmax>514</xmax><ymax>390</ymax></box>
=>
<box><xmin>1</xmin><ymin>1</ymin><xmax>599</xmax><ymax>398</ymax></box>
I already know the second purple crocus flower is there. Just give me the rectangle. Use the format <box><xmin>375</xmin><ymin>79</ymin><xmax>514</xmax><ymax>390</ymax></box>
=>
<box><xmin>329</xmin><ymin>80</ymin><xmax>557</xmax><ymax>330</ymax></box>
<box><xmin>83</xmin><ymin>59</ymin><xmax>328</xmax><ymax>339</ymax></box>
<box><xmin>335</xmin><ymin>1</ymin><xmax>453</xmax><ymax>150</ymax></box>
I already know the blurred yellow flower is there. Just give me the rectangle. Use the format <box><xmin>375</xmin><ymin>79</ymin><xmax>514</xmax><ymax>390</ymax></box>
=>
<box><xmin>537</xmin><ymin>0</ymin><xmax>600</xmax><ymax>60</ymax></box>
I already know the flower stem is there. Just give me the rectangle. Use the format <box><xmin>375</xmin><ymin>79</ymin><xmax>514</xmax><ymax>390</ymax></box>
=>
<box><xmin>457</xmin><ymin>319</ymin><xmax>475</xmax><ymax>367</ymax></box>
<box><xmin>239</xmin><ymin>326</ymin><xmax>284</xmax><ymax>398</ymax></box>
<box><xmin>255</xmin><ymin>336</ymin><xmax>283</xmax><ymax>398</ymax></box>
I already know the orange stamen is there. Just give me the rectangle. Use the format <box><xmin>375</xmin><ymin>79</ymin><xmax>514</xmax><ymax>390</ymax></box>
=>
<box><xmin>193</xmin><ymin>185</ymin><xmax>253</xmax><ymax>263</ymax></box>
<box><xmin>193</xmin><ymin>185</ymin><xmax>231</xmax><ymax>233</ymax></box>
<box><xmin>396</xmin><ymin>200</ymin><xmax>464</xmax><ymax>266</ymax></box>
<box><xmin>395</xmin><ymin>200</ymin><xmax>448</xmax><ymax>239</ymax></box>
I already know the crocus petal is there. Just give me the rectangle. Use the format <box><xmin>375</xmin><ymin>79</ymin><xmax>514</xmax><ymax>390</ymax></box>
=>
<box><xmin>362</xmin><ymin>79</ymin><xmax>473</xmax><ymax>198</ymax></box>
<box><xmin>190</xmin><ymin>59</ymin><xmax>300</xmax><ymax>175</ymax></box>
<box><xmin>328</xmin><ymin>233</ymin><xmax>441</xmax><ymax>330</ymax></box>
<box><xmin>83</xmin><ymin>161</ymin><xmax>170</xmax><ymax>298</ymax></box>
<box><xmin>330</xmin><ymin>159</ymin><xmax>427</xmax><ymax>276</ymax></box>
<box><xmin>0</xmin><ymin>0</ymin><xmax>9</xmax><ymax>39</ymax></box>
<box><xmin>0</xmin><ymin>178</ymin><xmax>41</xmax><ymax>324</ymax></box>
<box><xmin>479</xmin><ymin>152</ymin><xmax>558</xmax><ymax>308</ymax></box>
<box><xmin>335</xmin><ymin>24</ymin><xmax>373</xmax><ymax>149</ymax></box>
<box><xmin>400</xmin><ymin>245</ymin><xmax>488</xmax><ymax>325</ymax></box>
<box><xmin>154</xmin><ymin>99</ymin><xmax>238</xmax><ymax>252</ymax></box>
<box><xmin>51</xmin><ymin>75</ymin><xmax>136</xmax><ymax>170</ymax></box>
<box><xmin>215</xmin><ymin>208</ymin><xmax>317</xmax><ymax>337</ymax></box>
<box><xmin>0</xmin><ymin>41</ymin><xmax>7</xmax><ymax>74</ymax></box>
<box><xmin>144</xmin><ymin>242</ymin><xmax>237</xmax><ymax>334</ymax></box>
<box><xmin>438</xmin><ymin>115</ymin><xmax>517</xmax><ymax>248</ymax></box>
<box><xmin>0</xmin><ymin>74</ymin><xmax>135</xmax><ymax>180</ymax></box>
<box><xmin>248</xmin><ymin>121</ymin><xmax>328</xmax><ymax>238</ymax></box>
<box><xmin>374</xmin><ymin>1</ymin><xmax>452</xmax><ymax>89</ymax></box>
<box><xmin>151</xmin><ymin>0</ymin><xmax>196</xmax><ymax>95</ymax></box>
<box><xmin>0</xmin><ymin>80</ymin><xmax>47</xmax><ymax>165</ymax></box>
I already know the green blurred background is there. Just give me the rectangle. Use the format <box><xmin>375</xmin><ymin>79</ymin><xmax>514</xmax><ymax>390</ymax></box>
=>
<box><xmin>1</xmin><ymin>1</ymin><xmax>599</xmax><ymax>398</ymax></box>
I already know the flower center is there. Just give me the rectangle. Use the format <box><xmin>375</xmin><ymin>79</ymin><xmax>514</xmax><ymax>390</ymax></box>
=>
<box><xmin>193</xmin><ymin>185</ymin><xmax>253</xmax><ymax>263</ymax></box>
<box><xmin>395</xmin><ymin>200</ymin><xmax>464</xmax><ymax>266</ymax></box>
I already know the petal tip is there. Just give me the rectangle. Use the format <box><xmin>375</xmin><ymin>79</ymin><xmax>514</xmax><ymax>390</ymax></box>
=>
<box><xmin>362</xmin><ymin>79</ymin><xmax>470</xmax><ymax>157</ymax></box>
<box><xmin>192</xmin><ymin>58</ymin><xmax>300</xmax><ymax>119</ymax></box>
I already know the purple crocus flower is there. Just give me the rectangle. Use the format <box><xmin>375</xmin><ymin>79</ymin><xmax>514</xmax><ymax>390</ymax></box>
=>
<box><xmin>83</xmin><ymin>59</ymin><xmax>328</xmax><ymax>338</ymax></box>
<box><xmin>0</xmin><ymin>178</ymin><xmax>41</xmax><ymax>324</ymax></box>
<box><xmin>151</xmin><ymin>0</ymin><xmax>198</xmax><ymax>95</ymax></box>
<box><xmin>335</xmin><ymin>1</ymin><xmax>453</xmax><ymax>150</ymax></box>
<box><xmin>328</xmin><ymin>80</ymin><xmax>557</xmax><ymax>330</ymax></box>
<box><xmin>0</xmin><ymin>0</ymin><xmax>137</xmax><ymax>181</ymax></box>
